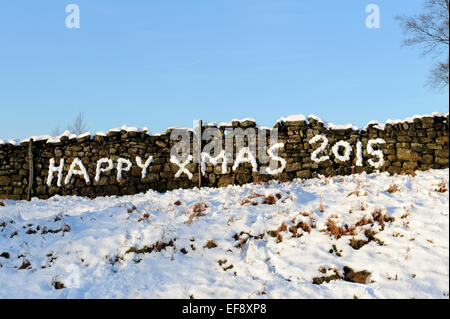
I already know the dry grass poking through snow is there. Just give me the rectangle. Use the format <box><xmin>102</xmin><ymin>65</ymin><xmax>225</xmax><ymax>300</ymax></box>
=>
<box><xmin>386</xmin><ymin>183</ymin><xmax>400</xmax><ymax>194</ymax></box>
<box><xmin>434</xmin><ymin>181</ymin><xmax>448</xmax><ymax>193</ymax></box>
<box><xmin>185</xmin><ymin>202</ymin><xmax>208</xmax><ymax>225</ymax></box>
<box><xmin>325</xmin><ymin>218</ymin><xmax>356</xmax><ymax>239</ymax></box>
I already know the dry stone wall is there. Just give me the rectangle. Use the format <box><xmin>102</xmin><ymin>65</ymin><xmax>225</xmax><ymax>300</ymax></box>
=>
<box><xmin>0</xmin><ymin>113</ymin><xmax>448</xmax><ymax>200</ymax></box>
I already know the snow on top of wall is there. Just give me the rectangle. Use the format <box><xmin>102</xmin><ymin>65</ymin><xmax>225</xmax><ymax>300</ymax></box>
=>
<box><xmin>20</xmin><ymin>135</ymin><xmax>52</xmax><ymax>144</ymax></box>
<box><xmin>120</xmin><ymin>125</ymin><xmax>138</xmax><ymax>132</ymax></box>
<box><xmin>276</xmin><ymin>114</ymin><xmax>308</xmax><ymax>123</ymax></box>
<box><xmin>108</xmin><ymin>125</ymin><xmax>140</xmax><ymax>133</ymax></box>
<box><xmin>233</xmin><ymin>117</ymin><xmax>256</xmax><ymax>123</ymax></box>
<box><xmin>362</xmin><ymin>112</ymin><xmax>450</xmax><ymax>131</ymax></box>
<box><xmin>275</xmin><ymin>114</ymin><xmax>359</xmax><ymax>130</ymax></box>
<box><xmin>0</xmin><ymin>112</ymin><xmax>448</xmax><ymax>146</ymax></box>
<box><xmin>387</xmin><ymin>112</ymin><xmax>448</xmax><ymax>124</ymax></box>
<box><xmin>78</xmin><ymin>132</ymin><xmax>91</xmax><ymax>139</ymax></box>
<box><xmin>47</xmin><ymin>131</ymin><xmax>78</xmax><ymax>143</ymax></box>
<box><xmin>202</xmin><ymin>121</ymin><xmax>223</xmax><ymax>127</ymax></box>
<box><xmin>325</xmin><ymin>123</ymin><xmax>359</xmax><ymax>131</ymax></box>
<box><xmin>275</xmin><ymin>112</ymin><xmax>449</xmax><ymax>132</ymax></box>
<box><xmin>307</xmin><ymin>114</ymin><xmax>324</xmax><ymax>123</ymax></box>
<box><xmin>203</xmin><ymin>117</ymin><xmax>256</xmax><ymax>128</ymax></box>
<box><xmin>256</xmin><ymin>126</ymin><xmax>273</xmax><ymax>131</ymax></box>
<box><xmin>166</xmin><ymin>126</ymin><xmax>194</xmax><ymax>132</ymax></box>
<box><xmin>0</xmin><ymin>139</ymin><xmax>20</xmax><ymax>146</ymax></box>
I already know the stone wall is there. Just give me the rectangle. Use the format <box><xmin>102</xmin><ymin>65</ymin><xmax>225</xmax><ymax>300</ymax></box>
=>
<box><xmin>0</xmin><ymin>113</ymin><xmax>448</xmax><ymax>200</ymax></box>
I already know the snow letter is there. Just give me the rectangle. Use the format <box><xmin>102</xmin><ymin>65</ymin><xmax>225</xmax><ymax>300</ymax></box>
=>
<box><xmin>201</xmin><ymin>150</ymin><xmax>228</xmax><ymax>176</ymax></box>
<box><xmin>95</xmin><ymin>158</ymin><xmax>113</xmax><ymax>182</ymax></box>
<box><xmin>266</xmin><ymin>143</ymin><xmax>286</xmax><ymax>175</ymax></box>
<box><xmin>232</xmin><ymin>147</ymin><xmax>258</xmax><ymax>172</ymax></box>
<box><xmin>65</xmin><ymin>4</ymin><xmax>80</xmax><ymax>29</ymax></box>
<box><xmin>309</xmin><ymin>135</ymin><xmax>330</xmax><ymax>163</ymax></box>
<box><xmin>136</xmin><ymin>156</ymin><xmax>154</xmax><ymax>179</ymax></box>
<box><xmin>367</xmin><ymin>139</ymin><xmax>386</xmax><ymax>169</ymax></box>
<box><xmin>331</xmin><ymin>140</ymin><xmax>352</xmax><ymax>162</ymax></box>
<box><xmin>64</xmin><ymin>158</ymin><xmax>90</xmax><ymax>185</ymax></box>
<box><xmin>365</xmin><ymin>4</ymin><xmax>380</xmax><ymax>29</ymax></box>
<box><xmin>171</xmin><ymin>155</ymin><xmax>193</xmax><ymax>180</ymax></box>
<box><xmin>117</xmin><ymin>158</ymin><xmax>132</xmax><ymax>182</ymax></box>
<box><xmin>356</xmin><ymin>141</ymin><xmax>363</xmax><ymax>167</ymax></box>
<box><xmin>47</xmin><ymin>158</ymin><xmax>65</xmax><ymax>187</ymax></box>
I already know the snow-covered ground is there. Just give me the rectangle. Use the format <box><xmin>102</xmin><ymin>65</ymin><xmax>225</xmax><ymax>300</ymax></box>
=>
<box><xmin>0</xmin><ymin>169</ymin><xmax>448</xmax><ymax>299</ymax></box>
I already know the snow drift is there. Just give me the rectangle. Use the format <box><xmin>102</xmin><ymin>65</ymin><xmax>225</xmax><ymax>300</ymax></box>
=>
<box><xmin>0</xmin><ymin>169</ymin><xmax>448</xmax><ymax>299</ymax></box>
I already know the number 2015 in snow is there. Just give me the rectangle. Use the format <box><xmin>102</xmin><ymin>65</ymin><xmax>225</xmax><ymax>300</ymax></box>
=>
<box><xmin>309</xmin><ymin>135</ymin><xmax>386</xmax><ymax>169</ymax></box>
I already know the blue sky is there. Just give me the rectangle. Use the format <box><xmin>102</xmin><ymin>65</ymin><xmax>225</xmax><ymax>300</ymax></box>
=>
<box><xmin>0</xmin><ymin>0</ymin><xmax>448</xmax><ymax>140</ymax></box>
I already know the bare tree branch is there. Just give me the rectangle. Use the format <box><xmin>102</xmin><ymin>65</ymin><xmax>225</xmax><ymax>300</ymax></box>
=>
<box><xmin>67</xmin><ymin>112</ymin><xmax>89</xmax><ymax>135</ymax></box>
<box><xmin>396</xmin><ymin>0</ymin><xmax>449</xmax><ymax>88</ymax></box>
<box><xmin>428</xmin><ymin>58</ymin><xmax>450</xmax><ymax>89</ymax></box>
<box><xmin>51</xmin><ymin>126</ymin><xmax>62</xmax><ymax>136</ymax></box>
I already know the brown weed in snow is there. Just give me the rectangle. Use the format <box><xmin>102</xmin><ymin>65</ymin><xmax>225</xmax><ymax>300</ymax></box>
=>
<box><xmin>263</xmin><ymin>195</ymin><xmax>277</xmax><ymax>205</ymax></box>
<box><xmin>386</xmin><ymin>184</ymin><xmax>400</xmax><ymax>194</ymax></box>
<box><xmin>435</xmin><ymin>181</ymin><xmax>447</xmax><ymax>193</ymax></box>
<box><xmin>204</xmin><ymin>240</ymin><xmax>217</xmax><ymax>249</ymax></box>
<box><xmin>325</xmin><ymin>218</ymin><xmax>355</xmax><ymax>239</ymax></box>
<box><xmin>185</xmin><ymin>203</ymin><xmax>207</xmax><ymax>225</ymax></box>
